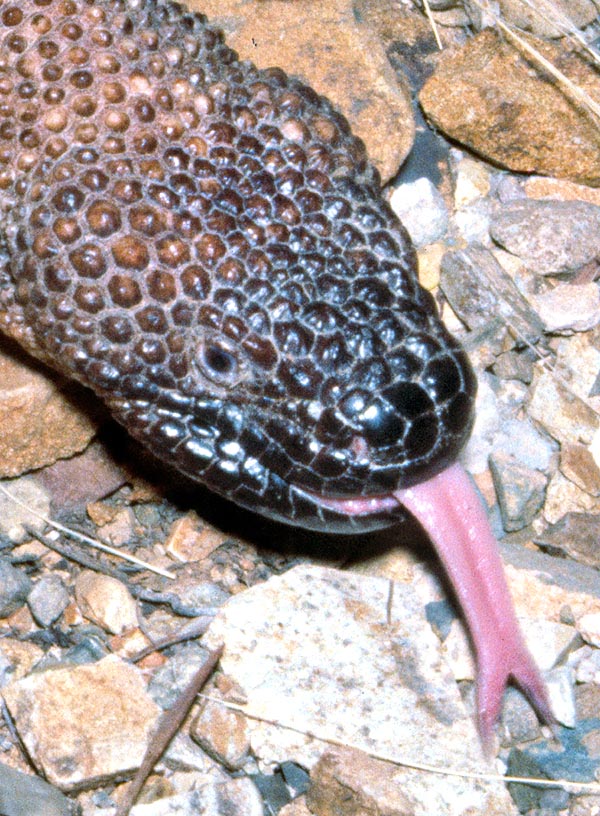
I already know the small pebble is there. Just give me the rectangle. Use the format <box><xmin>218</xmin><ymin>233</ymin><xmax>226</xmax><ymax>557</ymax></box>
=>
<box><xmin>74</xmin><ymin>571</ymin><xmax>138</xmax><ymax>635</ymax></box>
<box><xmin>28</xmin><ymin>575</ymin><xmax>70</xmax><ymax>627</ymax></box>
<box><xmin>578</xmin><ymin>613</ymin><xmax>600</xmax><ymax>648</ymax></box>
<box><xmin>389</xmin><ymin>177</ymin><xmax>449</xmax><ymax>246</ymax></box>
<box><xmin>148</xmin><ymin>642</ymin><xmax>211</xmax><ymax>709</ymax></box>
<box><xmin>0</xmin><ymin>558</ymin><xmax>32</xmax><ymax>617</ymax></box>
<box><xmin>533</xmin><ymin>283</ymin><xmax>600</xmax><ymax>333</ymax></box>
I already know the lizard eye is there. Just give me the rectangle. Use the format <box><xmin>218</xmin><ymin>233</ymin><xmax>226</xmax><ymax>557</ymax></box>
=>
<box><xmin>195</xmin><ymin>339</ymin><xmax>240</xmax><ymax>385</ymax></box>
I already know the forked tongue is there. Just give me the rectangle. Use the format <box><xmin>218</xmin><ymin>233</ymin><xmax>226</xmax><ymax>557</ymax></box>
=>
<box><xmin>394</xmin><ymin>462</ymin><xmax>553</xmax><ymax>753</ymax></box>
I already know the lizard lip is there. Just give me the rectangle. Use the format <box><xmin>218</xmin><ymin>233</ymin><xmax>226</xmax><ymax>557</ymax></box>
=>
<box><xmin>297</xmin><ymin>487</ymin><xmax>401</xmax><ymax>517</ymax></box>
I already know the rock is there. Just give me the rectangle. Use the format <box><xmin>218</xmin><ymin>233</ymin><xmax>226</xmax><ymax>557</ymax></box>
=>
<box><xmin>537</xmin><ymin>512</ymin><xmax>600</xmax><ymax>569</ymax></box>
<box><xmin>0</xmin><ymin>558</ymin><xmax>32</xmax><ymax>618</ymax></box>
<box><xmin>148</xmin><ymin>642</ymin><xmax>211</xmax><ymax>710</ymax></box>
<box><xmin>490</xmin><ymin>200</ymin><xmax>600</xmax><ymax>276</ymax></box>
<box><xmin>205</xmin><ymin>565</ymin><xmax>518</xmax><ymax>816</ymax></box>
<box><xmin>489</xmin><ymin>452</ymin><xmax>548</xmax><ymax>531</ymax></box>
<box><xmin>575</xmin><ymin>681</ymin><xmax>600</xmax><ymax>720</ymax></box>
<box><xmin>389</xmin><ymin>178</ymin><xmax>449</xmax><ymax>247</ymax></box>
<box><xmin>74</xmin><ymin>571</ymin><xmax>138</xmax><ymax>635</ymax></box>
<box><xmin>1</xmin><ymin>655</ymin><xmax>160</xmax><ymax>790</ymax></box>
<box><xmin>0</xmin><ymin>347</ymin><xmax>99</xmax><ymax>479</ymax></box>
<box><xmin>307</xmin><ymin>747</ymin><xmax>415</xmax><ymax>816</ymax></box>
<box><xmin>165</xmin><ymin>513</ymin><xmax>225</xmax><ymax>563</ymax></box>
<box><xmin>439</xmin><ymin>246</ymin><xmax>544</xmax><ymax>339</ymax></box>
<box><xmin>129</xmin><ymin>777</ymin><xmax>263</xmax><ymax>816</ymax></box>
<box><xmin>0</xmin><ymin>476</ymin><xmax>51</xmax><ymax>543</ymax></box>
<box><xmin>453</xmin><ymin>156</ymin><xmax>491</xmax><ymax>207</ymax></box>
<box><xmin>545</xmin><ymin>666</ymin><xmax>577</xmax><ymax>728</ymax></box>
<box><xmin>191</xmin><ymin>696</ymin><xmax>251</xmax><ymax>771</ymax></box>
<box><xmin>579</xmin><ymin>613</ymin><xmax>600</xmax><ymax>648</ymax></box>
<box><xmin>508</xmin><ymin>718</ymin><xmax>600</xmax><ymax>810</ymax></box>
<box><xmin>570</xmin><ymin>794</ymin><xmax>600</xmax><ymax>815</ymax></box>
<box><xmin>533</xmin><ymin>283</ymin><xmax>600</xmax><ymax>333</ymax></box>
<box><xmin>162</xmin><ymin>732</ymin><xmax>224</xmax><ymax>774</ymax></box>
<box><xmin>500</xmin><ymin>687</ymin><xmax>545</xmax><ymax>746</ymax></box>
<box><xmin>492</xmin><ymin>347</ymin><xmax>536</xmax><ymax>384</ymax></box>
<box><xmin>560</xmin><ymin>445</ymin><xmax>600</xmax><ymax>497</ymax></box>
<box><xmin>0</xmin><ymin>639</ymin><xmax>44</xmax><ymax>687</ymax></box>
<box><xmin>498</xmin><ymin>0</ymin><xmax>598</xmax><ymax>38</ymax></box>
<box><xmin>524</xmin><ymin>176</ymin><xmax>600</xmax><ymax>207</ymax></box>
<box><xmin>543</xmin><ymin>470</ymin><xmax>600</xmax><ymax>525</ymax></box>
<box><xmin>279</xmin><ymin>798</ymin><xmax>313</xmax><ymax>816</ymax></box>
<box><xmin>416</xmin><ymin>242</ymin><xmax>444</xmax><ymax>291</ymax></box>
<box><xmin>528</xmin><ymin>369</ymin><xmax>599</xmax><ymax>447</ymax></box>
<box><xmin>0</xmin><ymin>761</ymin><xmax>74</xmax><ymax>816</ymax></box>
<box><xmin>280</xmin><ymin>762</ymin><xmax>311</xmax><ymax>798</ymax></box>
<box><xmin>36</xmin><ymin>441</ymin><xmax>128</xmax><ymax>516</ymax></box>
<box><xmin>517</xmin><ymin>620</ymin><xmax>578</xmax><ymax>673</ymax></box>
<box><xmin>27</xmin><ymin>575</ymin><xmax>70</xmax><ymax>628</ymax></box>
<box><xmin>454</xmin><ymin>199</ymin><xmax>493</xmax><ymax>244</ymax></box>
<box><xmin>420</xmin><ymin>29</ymin><xmax>600</xmax><ymax>185</ymax></box>
<box><xmin>497</xmin><ymin>537</ymin><xmax>600</xmax><ymax>629</ymax></box>
<box><xmin>193</xmin><ymin>0</ymin><xmax>414</xmax><ymax>183</ymax></box>
<box><xmin>554</xmin><ymin>331</ymin><xmax>600</xmax><ymax>407</ymax></box>
<box><xmin>86</xmin><ymin>504</ymin><xmax>136</xmax><ymax>547</ymax></box>
<box><xmin>152</xmin><ymin>578</ymin><xmax>229</xmax><ymax>619</ymax></box>
<box><xmin>251</xmin><ymin>771</ymin><xmax>293</xmax><ymax>814</ymax></box>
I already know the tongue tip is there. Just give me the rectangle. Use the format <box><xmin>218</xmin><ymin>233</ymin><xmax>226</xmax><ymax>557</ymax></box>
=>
<box><xmin>393</xmin><ymin>461</ymin><xmax>552</xmax><ymax>753</ymax></box>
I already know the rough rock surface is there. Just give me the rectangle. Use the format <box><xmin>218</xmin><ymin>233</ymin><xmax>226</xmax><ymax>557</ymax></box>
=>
<box><xmin>1</xmin><ymin>655</ymin><xmax>160</xmax><ymax>790</ymax></box>
<box><xmin>205</xmin><ymin>564</ymin><xmax>519</xmax><ymax>816</ymax></box>
<box><xmin>0</xmin><ymin>350</ymin><xmax>98</xmax><ymax>479</ymax></box>
<box><xmin>420</xmin><ymin>29</ymin><xmax>600</xmax><ymax>185</ymax></box>
<box><xmin>195</xmin><ymin>0</ymin><xmax>414</xmax><ymax>182</ymax></box>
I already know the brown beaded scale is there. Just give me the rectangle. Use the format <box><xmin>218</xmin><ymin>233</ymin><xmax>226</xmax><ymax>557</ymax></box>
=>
<box><xmin>0</xmin><ymin>0</ymin><xmax>474</xmax><ymax>529</ymax></box>
<box><xmin>0</xmin><ymin>0</ymin><xmax>476</xmax><ymax>531</ymax></box>
<box><xmin>0</xmin><ymin>0</ymin><xmax>557</xmax><ymax>749</ymax></box>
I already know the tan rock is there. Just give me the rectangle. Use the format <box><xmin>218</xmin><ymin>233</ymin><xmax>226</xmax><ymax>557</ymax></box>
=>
<box><xmin>417</xmin><ymin>243</ymin><xmax>445</xmax><ymax>291</ymax></box>
<box><xmin>0</xmin><ymin>475</ymin><xmax>51</xmax><ymax>543</ymax></box>
<box><xmin>528</xmin><ymin>368</ymin><xmax>599</xmax><ymax>447</ymax></box>
<box><xmin>525</xmin><ymin>176</ymin><xmax>600</xmax><ymax>206</ymax></box>
<box><xmin>544</xmin><ymin>471</ymin><xmax>600</xmax><ymax>525</ymax></box>
<box><xmin>190</xmin><ymin>0</ymin><xmax>414</xmax><ymax>182</ymax></box>
<box><xmin>307</xmin><ymin>747</ymin><xmax>415</xmax><ymax>816</ymax></box>
<box><xmin>96</xmin><ymin>507</ymin><xmax>136</xmax><ymax>547</ymax></box>
<box><xmin>578</xmin><ymin>612</ymin><xmax>600</xmax><ymax>648</ymax></box>
<box><xmin>279</xmin><ymin>798</ymin><xmax>313</xmax><ymax>816</ymax></box>
<box><xmin>454</xmin><ymin>156</ymin><xmax>491</xmax><ymax>207</ymax></box>
<box><xmin>498</xmin><ymin>0</ymin><xmax>598</xmax><ymax>38</ymax></box>
<box><xmin>532</xmin><ymin>282</ymin><xmax>600</xmax><ymax>333</ymax></box>
<box><xmin>0</xmin><ymin>348</ymin><xmax>98</xmax><ymax>478</ymax></box>
<box><xmin>165</xmin><ymin>513</ymin><xmax>225</xmax><ymax>563</ymax></box>
<box><xmin>1</xmin><ymin>655</ymin><xmax>160</xmax><ymax>791</ymax></box>
<box><xmin>420</xmin><ymin>29</ymin><xmax>600</xmax><ymax>186</ymax></box>
<box><xmin>0</xmin><ymin>639</ymin><xmax>44</xmax><ymax>683</ymax></box>
<box><xmin>75</xmin><ymin>571</ymin><xmax>138</xmax><ymax>635</ymax></box>
<box><xmin>191</xmin><ymin>696</ymin><xmax>251</xmax><ymax>770</ymax></box>
<box><xmin>560</xmin><ymin>444</ymin><xmax>600</xmax><ymax>497</ymax></box>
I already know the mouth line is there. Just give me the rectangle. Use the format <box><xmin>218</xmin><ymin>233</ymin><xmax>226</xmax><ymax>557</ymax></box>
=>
<box><xmin>296</xmin><ymin>486</ymin><xmax>401</xmax><ymax>517</ymax></box>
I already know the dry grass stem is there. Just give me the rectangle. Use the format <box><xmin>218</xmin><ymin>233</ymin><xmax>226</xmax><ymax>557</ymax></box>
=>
<box><xmin>200</xmin><ymin>694</ymin><xmax>600</xmax><ymax>795</ymax></box>
<box><xmin>0</xmin><ymin>481</ymin><xmax>175</xmax><ymax>580</ymax></box>
<box><xmin>467</xmin><ymin>0</ymin><xmax>600</xmax><ymax>124</ymax></box>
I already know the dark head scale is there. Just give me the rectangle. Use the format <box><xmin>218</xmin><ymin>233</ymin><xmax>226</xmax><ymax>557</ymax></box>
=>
<box><xmin>1</xmin><ymin>0</ymin><xmax>476</xmax><ymax>531</ymax></box>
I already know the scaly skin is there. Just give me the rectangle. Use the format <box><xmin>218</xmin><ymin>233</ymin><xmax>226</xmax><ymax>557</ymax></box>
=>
<box><xmin>0</xmin><ymin>0</ymin><xmax>551</xmax><ymax>746</ymax></box>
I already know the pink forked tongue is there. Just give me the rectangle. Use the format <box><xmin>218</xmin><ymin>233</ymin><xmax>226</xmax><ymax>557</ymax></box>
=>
<box><xmin>394</xmin><ymin>462</ymin><xmax>553</xmax><ymax>752</ymax></box>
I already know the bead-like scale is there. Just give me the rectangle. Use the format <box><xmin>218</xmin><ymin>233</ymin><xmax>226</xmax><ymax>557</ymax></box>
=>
<box><xmin>0</xmin><ymin>0</ymin><xmax>551</xmax><ymax>748</ymax></box>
